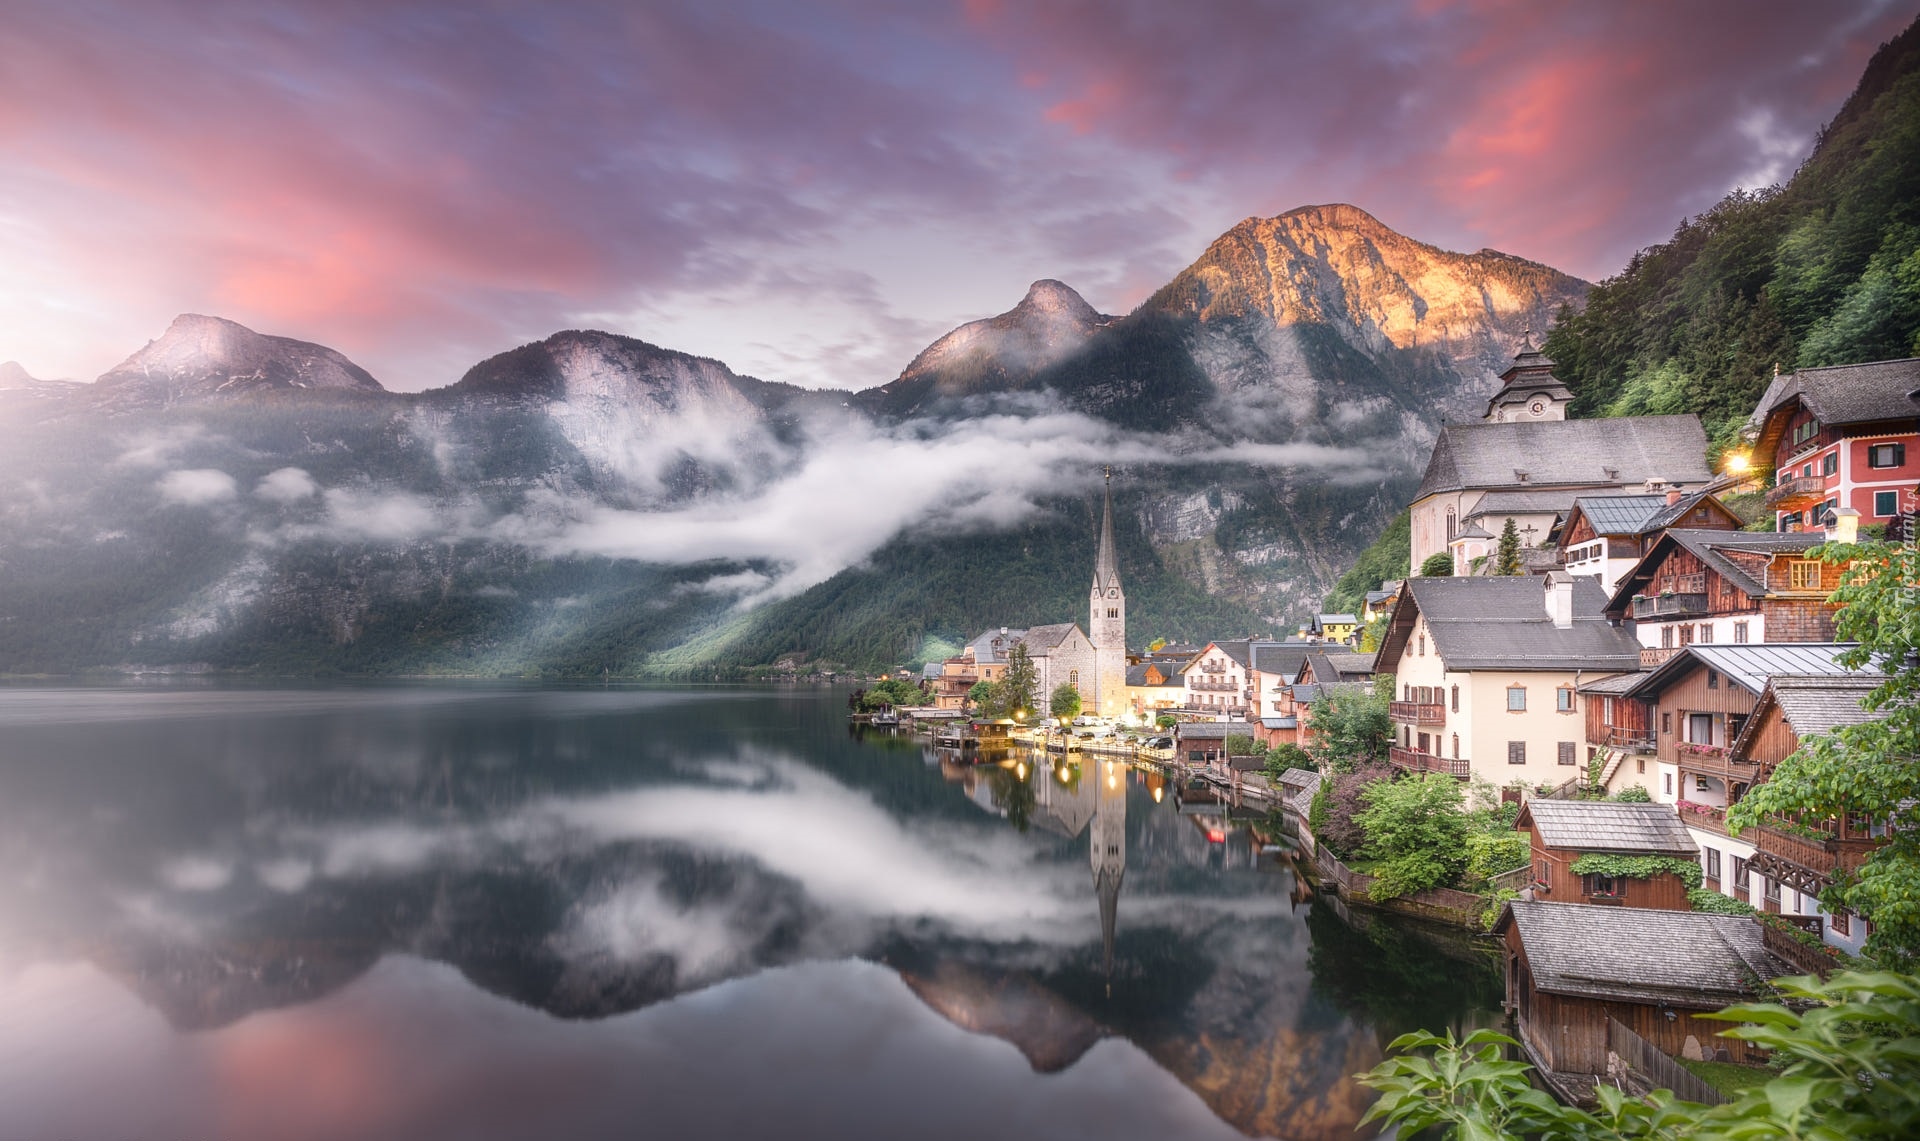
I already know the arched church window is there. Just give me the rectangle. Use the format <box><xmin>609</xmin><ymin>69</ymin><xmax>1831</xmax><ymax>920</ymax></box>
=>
<box><xmin>1070</xmin><ymin>670</ymin><xmax>1078</xmax><ymax>687</ymax></box>
<box><xmin>1446</xmin><ymin>507</ymin><xmax>1456</xmax><ymax>541</ymax></box>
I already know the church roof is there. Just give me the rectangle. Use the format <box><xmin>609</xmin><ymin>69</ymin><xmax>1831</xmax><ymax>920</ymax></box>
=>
<box><xmin>1092</xmin><ymin>470</ymin><xmax>1121</xmax><ymax>595</ymax></box>
<box><xmin>1416</xmin><ymin>416</ymin><xmax>1710</xmax><ymax>500</ymax></box>
<box><xmin>1019</xmin><ymin>623</ymin><xmax>1084</xmax><ymax>653</ymax></box>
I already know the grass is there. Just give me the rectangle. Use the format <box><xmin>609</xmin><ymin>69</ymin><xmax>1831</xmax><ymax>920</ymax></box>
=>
<box><xmin>1677</xmin><ymin>1058</ymin><xmax>1773</xmax><ymax>1096</ymax></box>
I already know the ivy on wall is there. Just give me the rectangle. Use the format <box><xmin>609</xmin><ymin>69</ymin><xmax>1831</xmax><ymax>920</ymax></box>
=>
<box><xmin>1569</xmin><ymin>853</ymin><xmax>1704</xmax><ymax>890</ymax></box>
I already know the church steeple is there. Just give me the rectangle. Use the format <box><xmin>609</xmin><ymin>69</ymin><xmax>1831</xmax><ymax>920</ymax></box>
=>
<box><xmin>1092</xmin><ymin>465</ymin><xmax>1120</xmax><ymax>594</ymax></box>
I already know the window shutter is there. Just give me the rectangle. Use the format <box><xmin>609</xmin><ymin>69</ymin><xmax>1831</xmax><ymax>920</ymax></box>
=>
<box><xmin>1558</xmin><ymin>741</ymin><xmax>1575</xmax><ymax>766</ymax></box>
<box><xmin>1508</xmin><ymin>741</ymin><xmax>1525</xmax><ymax>765</ymax></box>
<box><xmin>1896</xmin><ymin>443</ymin><xmax>1908</xmax><ymax>468</ymax></box>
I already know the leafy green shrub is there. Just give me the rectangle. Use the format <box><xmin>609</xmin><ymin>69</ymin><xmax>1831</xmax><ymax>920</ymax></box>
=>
<box><xmin>1418</xmin><ymin>552</ymin><xmax>1454</xmax><ymax>577</ymax></box>
<box><xmin>1465</xmin><ymin>831</ymin><xmax>1531</xmax><ymax>885</ymax></box>
<box><xmin>1688</xmin><ymin>889</ymin><xmax>1756</xmax><ymax>915</ymax></box>
<box><xmin>1264</xmin><ymin>742</ymin><xmax>1315</xmax><ymax>782</ymax></box>
<box><xmin>1613</xmin><ymin>784</ymin><xmax>1652</xmax><ymax>802</ymax></box>
<box><xmin>1569</xmin><ymin>853</ymin><xmax>1703</xmax><ymax>890</ymax></box>
<box><xmin>1358</xmin><ymin>773</ymin><xmax>1470</xmax><ymax>901</ymax></box>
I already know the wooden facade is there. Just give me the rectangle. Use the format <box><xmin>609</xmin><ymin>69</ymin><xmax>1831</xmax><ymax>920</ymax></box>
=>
<box><xmin>1520</xmin><ymin>817</ymin><xmax>1692</xmax><ymax>912</ymax></box>
<box><xmin>1502</xmin><ymin>924</ymin><xmax>1768</xmax><ymax>1072</ymax></box>
<box><xmin>1730</xmin><ymin>691</ymin><xmax>1887</xmax><ymax>901</ymax></box>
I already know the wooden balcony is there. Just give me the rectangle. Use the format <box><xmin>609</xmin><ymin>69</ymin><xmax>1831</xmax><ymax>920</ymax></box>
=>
<box><xmin>1675</xmin><ymin>804</ymin><xmax>1731</xmax><ymax>837</ymax></box>
<box><xmin>1674</xmin><ymin>742</ymin><xmax>1760</xmax><ymax>782</ymax></box>
<box><xmin>1388</xmin><ymin>745</ymin><xmax>1470</xmax><ymax>780</ymax></box>
<box><xmin>1640</xmin><ymin>647</ymin><xmax>1676</xmax><ymax>667</ymax></box>
<box><xmin>1389</xmin><ymin>700</ymin><xmax>1445</xmax><ymax>726</ymax></box>
<box><xmin>1604</xmin><ymin>727</ymin><xmax>1656</xmax><ymax>751</ymax></box>
<box><xmin>1631</xmin><ymin>592</ymin><xmax>1709</xmax><ymax>619</ymax></box>
<box><xmin>1765</xmin><ymin>475</ymin><xmax>1829</xmax><ymax>510</ymax></box>
<box><xmin>1749</xmin><ymin>823</ymin><xmax>1882</xmax><ymax>894</ymax></box>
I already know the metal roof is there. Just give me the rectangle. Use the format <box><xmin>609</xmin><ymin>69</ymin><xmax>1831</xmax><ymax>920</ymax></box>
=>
<box><xmin>1520</xmin><ymin>800</ymin><xmax>1698</xmax><ymax>856</ymax></box>
<box><xmin>1624</xmin><ymin>643</ymin><xmax>1860</xmax><ymax>699</ymax></box>
<box><xmin>1569</xmin><ymin>494</ymin><xmax>1669</xmax><ymax>535</ymax></box>
<box><xmin>1417</xmin><ymin>415</ymin><xmax>1711</xmax><ymax>500</ymax></box>
<box><xmin>1500</xmin><ymin>901</ymin><xmax>1787</xmax><ymax>1007</ymax></box>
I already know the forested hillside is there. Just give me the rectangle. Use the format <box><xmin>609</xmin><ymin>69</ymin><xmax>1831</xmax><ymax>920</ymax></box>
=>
<box><xmin>1544</xmin><ymin>16</ymin><xmax>1920</xmax><ymax>454</ymax></box>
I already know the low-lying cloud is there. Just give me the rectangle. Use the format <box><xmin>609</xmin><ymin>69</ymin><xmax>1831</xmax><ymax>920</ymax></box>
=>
<box><xmin>156</xmin><ymin>468</ymin><xmax>238</xmax><ymax>506</ymax></box>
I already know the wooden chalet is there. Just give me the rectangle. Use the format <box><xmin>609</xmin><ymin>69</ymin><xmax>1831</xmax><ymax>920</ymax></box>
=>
<box><xmin>1728</xmin><ymin>672</ymin><xmax>1888</xmax><ymax>951</ymax></box>
<box><xmin>1559</xmin><ymin>490</ymin><xmax>1741</xmax><ymax>594</ymax></box>
<box><xmin>1497</xmin><ymin>902</ymin><xmax>1789</xmax><ymax>1079</ymax></box>
<box><xmin>1604</xmin><ymin>529</ymin><xmax>1846</xmax><ymax>666</ymax></box>
<box><xmin>1516</xmin><ymin>801</ymin><xmax>1697</xmax><ymax>910</ymax></box>
<box><xmin>1577</xmin><ymin>671</ymin><xmax>1653</xmax><ymax>792</ymax></box>
<box><xmin>1745</xmin><ymin>357</ymin><xmax>1920</xmax><ymax>533</ymax></box>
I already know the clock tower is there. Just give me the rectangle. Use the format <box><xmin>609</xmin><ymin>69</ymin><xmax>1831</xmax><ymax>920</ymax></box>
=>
<box><xmin>1089</xmin><ymin>468</ymin><xmax>1127</xmax><ymax>717</ymax></box>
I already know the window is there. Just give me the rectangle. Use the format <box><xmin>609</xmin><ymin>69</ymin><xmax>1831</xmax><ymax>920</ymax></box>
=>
<box><xmin>1764</xmin><ymin>877</ymin><xmax>1781</xmax><ymax>904</ymax></box>
<box><xmin>1734</xmin><ymin>621</ymin><xmax>1749</xmax><ymax>643</ymax></box>
<box><xmin>1662</xmin><ymin>711</ymin><xmax>1672</xmax><ymax>734</ymax></box>
<box><xmin>1582</xmin><ymin>873</ymin><xmax>1620</xmax><ymax>898</ymax></box>
<box><xmin>1446</xmin><ymin>506</ymin><xmax>1457</xmax><ymax>540</ymax></box>
<box><xmin>1689</xmin><ymin>712</ymin><xmax>1712</xmax><ymax>743</ymax></box>
<box><xmin>1875</xmin><ymin>490</ymin><xmax>1899</xmax><ymax>517</ymax></box>
<box><xmin>1831</xmin><ymin>909</ymin><xmax>1851</xmax><ymax>936</ymax></box>
<box><xmin>1451</xmin><ymin>733</ymin><xmax>1459</xmax><ymax>759</ymax></box>
<box><xmin>1789</xmin><ymin>560</ymin><xmax>1822</xmax><ymax>590</ymax></box>
<box><xmin>1637</xmin><ymin>758</ymin><xmax>1645</xmax><ymax>774</ymax></box>
<box><xmin>1662</xmin><ymin>626</ymin><xmax>1675</xmax><ymax>649</ymax></box>
<box><xmin>1603</xmin><ymin>696</ymin><xmax>1615</xmax><ymax>722</ymax></box>
<box><xmin>1696</xmin><ymin>776</ymin><xmax>1710</xmax><ymax>792</ymax></box>
<box><xmin>1403</xmin><ymin>683</ymin><xmax>1411</xmax><ymax>700</ymax></box>
<box><xmin>1418</xmin><ymin>634</ymin><xmax>1425</xmax><ymax>657</ymax></box>
<box><xmin>1557</xmin><ymin>741</ymin><xmax>1576</xmax><ymax>766</ymax></box>
<box><xmin>1733</xmin><ymin>856</ymin><xmax>1749</xmax><ymax>890</ymax></box>
<box><xmin>1507</xmin><ymin>686</ymin><xmax>1526</xmax><ymax>712</ymax></box>
<box><xmin>1793</xmin><ymin>418</ymin><xmax>1820</xmax><ymax>445</ymax></box>
<box><xmin>1704</xmin><ymin>848</ymin><xmax>1721</xmax><ymax>881</ymax></box>
<box><xmin>1508</xmin><ymin>741</ymin><xmax>1526</xmax><ymax>765</ymax></box>
<box><xmin>1664</xmin><ymin>772</ymin><xmax>1674</xmax><ymax>795</ymax></box>
<box><xmin>1707</xmin><ymin>668</ymin><xmax>1719</xmax><ymax>689</ymax></box>
<box><xmin>1678</xmin><ymin>624</ymin><xmax>1694</xmax><ymax>646</ymax></box>
<box><xmin>1822</xmin><ymin>452</ymin><xmax>1838</xmax><ymax>476</ymax></box>
<box><xmin>1106</xmin><ymin>608</ymin><xmax>1118</xmax><ymax>618</ymax></box>
<box><xmin>1697</xmin><ymin>624</ymin><xmax>1713</xmax><ymax>644</ymax></box>
<box><xmin>1451</xmin><ymin>685</ymin><xmax>1459</xmax><ymax>713</ymax></box>
<box><xmin>1556</xmin><ymin>686</ymin><xmax>1575</xmax><ymax>713</ymax></box>
<box><xmin>1069</xmin><ymin>670</ymin><xmax>1078</xmax><ymax>687</ymax></box>
<box><xmin>1868</xmin><ymin>442</ymin><xmax>1905</xmax><ymax>468</ymax></box>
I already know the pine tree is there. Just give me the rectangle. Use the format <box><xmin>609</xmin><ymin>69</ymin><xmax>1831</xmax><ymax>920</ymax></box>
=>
<box><xmin>1494</xmin><ymin>518</ymin><xmax>1523</xmax><ymax>576</ymax></box>
<box><xmin>1003</xmin><ymin>643</ymin><xmax>1038</xmax><ymax>718</ymax></box>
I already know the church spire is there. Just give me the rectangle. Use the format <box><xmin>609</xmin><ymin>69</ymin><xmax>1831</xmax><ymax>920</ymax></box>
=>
<box><xmin>1093</xmin><ymin>466</ymin><xmax>1119</xmax><ymax>593</ymax></box>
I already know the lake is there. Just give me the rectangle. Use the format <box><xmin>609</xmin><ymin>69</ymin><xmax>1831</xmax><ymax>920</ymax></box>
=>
<box><xmin>0</xmin><ymin>684</ymin><xmax>1500</xmax><ymax>1140</ymax></box>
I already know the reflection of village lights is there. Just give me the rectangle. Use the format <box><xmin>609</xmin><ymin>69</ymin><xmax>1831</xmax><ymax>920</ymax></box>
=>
<box><xmin>1015</xmin><ymin>761</ymin><xmax>1027</xmax><ymax>780</ymax></box>
<box><xmin>1206</xmin><ymin>828</ymin><xmax>1226</xmax><ymax>843</ymax></box>
<box><xmin>1056</xmin><ymin>764</ymin><xmax>1071</xmax><ymax>784</ymax></box>
<box><xmin>1106</xmin><ymin>768</ymin><xmax>1118</xmax><ymax>790</ymax></box>
<box><xmin>1151</xmin><ymin>785</ymin><xmax>1164</xmax><ymax>803</ymax></box>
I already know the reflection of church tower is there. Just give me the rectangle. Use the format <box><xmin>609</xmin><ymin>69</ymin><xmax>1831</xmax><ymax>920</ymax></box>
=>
<box><xmin>1089</xmin><ymin>468</ymin><xmax>1127</xmax><ymax>717</ymax></box>
<box><xmin>1091</xmin><ymin>759</ymin><xmax>1127</xmax><ymax>985</ymax></box>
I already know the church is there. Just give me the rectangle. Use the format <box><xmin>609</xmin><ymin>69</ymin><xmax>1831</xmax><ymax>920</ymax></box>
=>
<box><xmin>959</xmin><ymin>468</ymin><xmax>1129</xmax><ymax>717</ymax></box>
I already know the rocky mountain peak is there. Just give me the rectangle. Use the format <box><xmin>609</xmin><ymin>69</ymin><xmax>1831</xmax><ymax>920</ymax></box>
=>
<box><xmin>0</xmin><ymin>360</ymin><xmax>37</xmax><ymax>388</ymax></box>
<box><xmin>90</xmin><ymin>314</ymin><xmax>384</xmax><ymax>409</ymax></box>
<box><xmin>1015</xmin><ymin>279</ymin><xmax>1100</xmax><ymax>321</ymax></box>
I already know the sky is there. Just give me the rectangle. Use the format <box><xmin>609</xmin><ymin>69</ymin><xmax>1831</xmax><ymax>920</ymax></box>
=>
<box><xmin>2</xmin><ymin>0</ymin><xmax>1915</xmax><ymax>393</ymax></box>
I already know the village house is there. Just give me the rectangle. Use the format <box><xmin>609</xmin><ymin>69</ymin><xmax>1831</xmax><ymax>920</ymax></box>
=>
<box><xmin>1745</xmin><ymin>357</ymin><xmax>1920</xmax><ymax>533</ymax></box>
<box><xmin>1124</xmin><ymin>661</ymin><xmax>1185</xmax><ymax>718</ymax></box>
<box><xmin>1182</xmin><ymin>640</ymin><xmax>1254</xmax><ymax>717</ymax></box>
<box><xmin>1361</xmin><ymin>585</ymin><xmax>1399</xmax><ymax>624</ymax></box>
<box><xmin>1409</xmin><ymin>343</ymin><xmax>1711</xmax><ymax>576</ymax></box>
<box><xmin>1173</xmin><ymin>720</ymin><xmax>1232</xmax><ymax>766</ymax></box>
<box><xmin>1559</xmin><ymin>491</ymin><xmax>1742</xmax><ymax>595</ymax></box>
<box><xmin>1308</xmin><ymin>613</ymin><xmax>1359</xmax><ymax>644</ymax></box>
<box><xmin>1717</xmin><ymin>672</ymin><xmax>1889</xmax><ymax>957</ymax></box>
<box><xmin>1247</xmin><ymin>642</ymin><xmax>1314</xmax><ymax>746</ymax></box>
<box><xmin>1515</xmin><ymin>800</ymin><xmax>1698</xmax><ymax>911</ymax></box>
<box><xmin>1496</xmin><ymin>902</ymin><xmax>1789</xmax><ymax>1085</ymax></box>
<box><xmin>1602</xmin><ymin>527</ymin><xmax>1848</xmax><ymax>664</ymax></box>
<box><xmin>1376</xmin><ymin>574</ymin><xmax>1641</xmax><ymax>789</ymax></box>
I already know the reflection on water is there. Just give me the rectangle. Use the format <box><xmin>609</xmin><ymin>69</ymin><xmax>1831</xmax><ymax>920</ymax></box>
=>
<box><xmin>0</xmin><ymin>686</ymin><xmax>1500</xmax><ymax>1140</ymax></box>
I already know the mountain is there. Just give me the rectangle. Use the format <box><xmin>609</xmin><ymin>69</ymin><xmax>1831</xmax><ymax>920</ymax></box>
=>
<box><xmin>0</xmin><ymin>205</ymin><xmax>1588</xmax><ymax>675</ymax></box>
<box><xmin>1545</xmin><ymin>14</ymin><xmax>1920</xmax><ymax>450</ymax></box>
<box><xmin>0</xmin><ymin>359</ymin><xmax>78</xmax><ymax>402</ymax></box>
<box><xmin>89</xmin><ymin>313</ymin><xmax>386</xmax><ymax>410</ymax></box>
<box><xmin>861</xmin><ymin>279</ymin><xmax>1113</xmax><ymax>417</ymax></box>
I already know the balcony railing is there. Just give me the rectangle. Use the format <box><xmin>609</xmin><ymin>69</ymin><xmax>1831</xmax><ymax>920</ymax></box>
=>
<box><xmin>1197</xmin><ymin>663</ymin><xmax>1226</xmax><ymax>674</ymax></box>
<box><xmin>1604</xmin><ymin>727</ymin><xmax>1656</xmax><ymax>751</ymax></box>
<box><xmin>1631</xmin><ymin>593</ymin><xmax>1709</xmax><ymax>619</ymax></box>
<box><xmin>1752</xmin><ymin>823</ymin><xmax>1880</xmax><ymax>880</ymax></box>
<box><xmin>1388</xmin><ymin>745</ymin><xmax>1470</xmax><ymax>780</ymax></box>
<box><xmin>1189</xmin><ymin>678</ymin><xmax>1240</xmax><ymax>693</ymax></box>
<box><xmin>1765</xmin><ymin>475</ymin><xmax>1829</xmax><ymax>509</ymax></box>
<box><xmin>1675</xmin><ymin>742</ymin><xmax>1761</xmax><ymax>783</ymax></box>
<box><xmin>1640</xmin><ymin>647</ymin><xmax>1676</xmax><ymax>668</ymax></box>
<box><xmin>1675</xmin><ymin>803</ymin><xmax>1731</xmax><ymax>837</ymax></box>
<box><xmin>1389</xmin><ymin>701</ymin><xmax>1445</xmax><ymax>726</ymax></box>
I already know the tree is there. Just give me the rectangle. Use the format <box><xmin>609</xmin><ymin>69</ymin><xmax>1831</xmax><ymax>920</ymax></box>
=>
<box><xmin>1048</xmin><ymin>682</ymin><xmax>1081</xmax><ymax>723</ymax></box>
<box><xmin>1356</xmin><ymin>773</ymin><xmax>1470</xmax><ymax>900</ymax></box>
<box><xmin>966</xmin><ymin>679</ymin><xmax>997</xmax><ymax>713</ymax></box>
<box><xmin>1419</xmin><ymin>552</ymin><xmax>1454</xmax><ymax>578</ymax></box>
<box><xmin>1307</xmin><ymin>678</ymin><xmax>1394</xmax><ymax>773</ymax></box>
<box><xmin>1154</xmin><ymin>713</ymin><xmax>1177</xmax><ymax>730</ymax></box>
<box><xmin>861</xmin><ymin>677</ymin><xmax>927</xmax><ymax>711</ymax></box>
<box><xmin>1493</xmin><ymin>518</ymin><xmax>1523</xmax><ymax>575</ymax></box>
<box><xmin>1358</xmin><ymin>970</ymin><xmax>1920</xmax><ymax>1141</ymax></box>
<box><xmin>1308</xmin><ymin>764</ymin><xmax>1392</xmax><ymax>860</ymax></box>
<box><xmin>1727</xmin><ymin>539</ymin><xmax>1920</xmax><ymax>966</ymax></box>
<box><xmin>1002</xmin><ymin>643</ymin><xmax>1038</xmax><ymax>719</ymax></box>
<box><xmin>1263</xmin><ymin>742</ymin><xmax>1315</xmax><ymax>783</ymax></box>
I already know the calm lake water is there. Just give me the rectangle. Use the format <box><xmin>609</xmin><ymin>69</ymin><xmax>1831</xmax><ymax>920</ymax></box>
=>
<box><xmin>0</xmin><ymin>684</ymin><xmax>1499</xmax><ymax>1141</ymax></box>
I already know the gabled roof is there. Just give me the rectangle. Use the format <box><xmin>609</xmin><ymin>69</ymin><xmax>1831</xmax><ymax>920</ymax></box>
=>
<box><xmin>1623</xmin><ymin>643</ymin><xmax>1860</xmax><ymax>700</ymax></box>
<box><xmin>1260</xmin><ymin>715</ymin><xmax>1299</xmax><ymax>730</ymax></box>
<box><xmin>1202</xmin><ymin>640</ymin><xmax>1253</xmax><ymax>668</ymax></box>
<box><xmin>1379</xmin><ymin>576</ymin><xmax>1641</xmax><ymax>672</ymax></box>
<box><xmin>1641</xmin><ymin>490</ymin><xmax>1740</xmax><ymax>534</ymax></box>
<box><xmin>1730</xmin><ymin>672</ymin><xmax>1886</xmax><ymax>759</ymax></box>
<box><xmin>1174</xmin><ymin>722</ymin><xmax>1234</xmax><ymax>739</ymax></box>
<box><xmin>1126</xmin><ymin>663</ymin><xmax>1183</xmax><ymax>687</ymax></box>
<box><xmin>1604</xmin><ymin>529</ymin><xmax>1826</xmax><ymax>615</ymax></box>
<box><xmin>1019</xmin><ymin>623</ymin><xmax>1084</xmax><ymax>653</ymax></box>
<box><xmin>1747</xmin><ymin>357</ymin><xmax>1920</xmax><ymax>450</ymax></box>
<box><xmin>1498</xmin><ymin>902</ymin><xmax>1787</xmax><ymax>1006</ymax></box>
<box><xmin>1518</xmin><ymin>800</ymin><xmax>1698</xmax><ymax>856</ymax></box>
<box><xmin>1250</xmin><ymin>643</ymin><xmax>1312</xmax><ymax>680</ymax></box>
<box><xmin>1568</xmin><ymin>494</ymin><xmax>1670</xmax><ymax>536</ymax></box>
<box><xmin>1317</xmin><ymin>613</ymin><xmax>1358</xmax><ymax>625</ymax></box>
<box><xmin>1416</xmin><ymin>415</ymin><xmax>1710</xmax><ymax>500</ymax></box>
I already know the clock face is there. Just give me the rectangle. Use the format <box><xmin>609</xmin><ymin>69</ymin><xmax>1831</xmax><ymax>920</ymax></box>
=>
<box><xmin>1107</xmin><ymin>588</ymin><xmax>1118</xmax><ymax>599</ymax></box>
<box><xmin>1530</xmin><ymin>400</ymin><xmax>1546</xmax><ymax>415</ymax></box>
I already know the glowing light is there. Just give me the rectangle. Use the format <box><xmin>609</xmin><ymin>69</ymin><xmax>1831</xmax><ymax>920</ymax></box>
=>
<box><xmin>1151</xmin><ymin>786</ymin><xmax>1164</xmax><ymax>803</ymax></box>
<box><xmin>1724</xmin><ymin>454</ymin><xmax>1750</xmax><ymax>474</ymax></box>
<box><xmin>1206</xmin><ymin>829</ymin><xmax>1226</xmax><ymax>843</ymax></box>
<box><xmin>1015</xmin><ymin>761</ymin><xmax>1027</xmax><ymax>780</ymax></box>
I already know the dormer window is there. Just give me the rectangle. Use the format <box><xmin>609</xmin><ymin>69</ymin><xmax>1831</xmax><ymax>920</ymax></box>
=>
<box><xmin>1514</xmin><ymin>470</ymin><xmax>1531</xmax><ymax>483</ymax></box>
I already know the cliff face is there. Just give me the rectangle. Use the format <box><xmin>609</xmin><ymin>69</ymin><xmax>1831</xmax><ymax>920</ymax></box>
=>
<box><xmin>90</xmin><ymin>314</ymin><xmax>386</xmax><ymax>409</ymax></box>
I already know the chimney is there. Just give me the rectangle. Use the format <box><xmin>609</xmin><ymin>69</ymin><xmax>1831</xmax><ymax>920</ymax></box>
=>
<box><xmin>1545</xmin><ymin>572</ymin><xmax>1574</xmax><ymax>629</ymax></box>
<box><xmin>1827</xmin><ymin>506</ymin><xmax>1861</xmax><ymax>544</ymax></box>
<box><xmin>1665</xmin><ymin>488</ymin><xmax>1684</xmax><ymax>506</ymax></box>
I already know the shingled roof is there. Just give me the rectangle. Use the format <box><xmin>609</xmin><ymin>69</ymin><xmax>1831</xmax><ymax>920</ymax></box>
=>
<box><xmin>1019</xmin><ymin>623</ymin><xmax>1083</xmax><ymax>653</ymax></box>
<box><xmin>1748</xmin><ymin>357</ymin><xmax>1920</xmax><ymax>437</ymax></box>
<box><xmin>1380</xmin><ymin>576</ymin><xmax>1642</xmax><ymax>672</ymax></box>
<box><xmin>1519</xmin><ymin>800</ymin><xmax>1698</xmax><ymax>856</ymax></box>
<box><xmin>1605</xmin><ymin>529</ymin><xmax>1826</xmax><ymax>614</ymax></box>
<box><xmin>1730</xmin><ymin>673</ymin><xmax>1887</xmax><ymax>759</ymax></box>
<box><xmin>1499</xmin><ymin>901</ymin><xmax>1788</xmax><ymax>1007</ymax></box>
<box><xmin>1250</xmin><ymin>643</ymin><xmax>1313</xmax><ymax>681</ymax></box>
<box><xmin>1416</xmin><ymin>415</ymin><xmax>1710</xmax><ymax>500</ymax></box>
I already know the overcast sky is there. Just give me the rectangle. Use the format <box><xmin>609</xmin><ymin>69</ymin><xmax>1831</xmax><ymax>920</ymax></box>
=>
<box><xmin>2</xmin><ymin>0</ymin><xmax>1914</xmax><ymax>392</ymax></box>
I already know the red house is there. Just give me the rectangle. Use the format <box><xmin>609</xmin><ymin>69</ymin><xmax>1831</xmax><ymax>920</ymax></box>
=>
<box><xmin>1746</xmin><ymin>358</ymin><xmax>1920</xmax><ymax>533</ymax></box>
